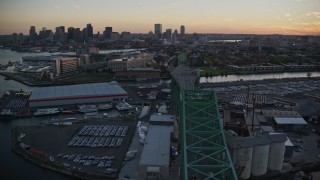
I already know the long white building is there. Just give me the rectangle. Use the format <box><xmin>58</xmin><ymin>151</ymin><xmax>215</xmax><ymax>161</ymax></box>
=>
<box><xmin>29</xmin><ymin>82</ymin><xmax>128</xmax><ymax>107</ymax></box>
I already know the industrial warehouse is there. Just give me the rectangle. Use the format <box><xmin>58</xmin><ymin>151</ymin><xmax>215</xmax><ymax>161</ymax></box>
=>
<box><xmin>29</xmin><ymin>82</ymin><xmax>128</xmax><ymax>107</ymax></box>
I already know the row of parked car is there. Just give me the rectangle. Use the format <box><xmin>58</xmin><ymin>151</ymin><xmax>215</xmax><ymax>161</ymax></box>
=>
<box><xmin>78</xmin><ymin>125</ymin><xmax>128</xmax><ymax>137</ymax></box>
<box><xmin>57</xmin><ymin>153</ymin><xmax>117</xmax><ymax>169</ymax></box>
<box><xmin>68</xmin><ymin>136</ymin><xmax>124</xmax><ymax>148</ymax></box>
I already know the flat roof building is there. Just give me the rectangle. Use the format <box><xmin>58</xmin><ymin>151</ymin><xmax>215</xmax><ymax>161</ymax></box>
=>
<box><xmin>149</xmin><ymin>114</ymin><xmax>175</xmax><ymax>126</ymax></box>
<box><xmin>108</xmin><ymin>53</ymin><xmax>154</xmax><ymax>72</ymax></box>
<box><xmin>139</xmin><ymin>125</ymin><xmax>173</xmax><ymax>179</ymax></box>
<box><xmin>29</xmin><ymin>82</ymin><xmax>128</xmax><ymax>107</ymax></box>
<box><xmin>273</xmin><ymin>117</ymin><xmax>308</xmax><ymax>132</ymax></box>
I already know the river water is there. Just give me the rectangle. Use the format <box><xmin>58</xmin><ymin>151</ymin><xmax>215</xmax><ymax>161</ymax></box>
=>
<box><xmin>0</xmin><ymin>49</ymin><xmax>319</xmax><ymax>179</ymax></box>
<box><xmin>200</xmin><ymin>71</ymin><xmax>320</xmax><ymax>83</ymax></box>
<box><xmin>0</xmin><ymin>49</ymin><xmax>76</xmax><ymax>180</ymax></box>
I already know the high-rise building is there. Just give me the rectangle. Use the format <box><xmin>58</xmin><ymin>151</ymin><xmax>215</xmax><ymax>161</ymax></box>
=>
<box><xmin>55</xmin><ymin>26</ymin><xmax>65</xmax><ymax>42</ymax></box>
<box><xmin>39</xmin><ymin>27</ymin><xmax>53</xmax><ymax>42</ymax></box>
<box><xmin>82</xmin><ymin>28</ymin><xmax>88</xmax><ymax>42</ymax></box>
<box><xmin>86</xmin><ymin>24</ymin><xmax>93</xmax><ymax>38</ymax></box>
<box><xmin>121</xmin><ymin>31</ymin><xmax>131</xmax><ymax>40</ymax></box>
<box><xmin>74</xmin><ymin>28</ymin><xmax>82</xmax><ymax>42</ymax></box>
<box><xmin>110</xmin><ymin>32</ymin><xmax>119</xmax><ymax>40</ymax></box>
<box><xmin>103</xmin><ymin>27</ymin><xmax>112</xmax><ymax>38</ymax></box>
<box><xmin>180</xmin><ymin>25</ymin><xmax>185</xmax><ymax>35</ymax></box>
<box><xmin>172</xmin><ymin>29</ymin><xmax>178</xmax><ymax>43</ymax></box>
<box><xmin>154</xmin><ymin>24</ymin><xmax>162</xmax><ymax>39</ymax></box>
<box><xmin>154</xmin><ymin>24</ymin><xmax>162</xmax><ymax>34</ymax></box>
<box><xmin>29</xmin><ymin>26</ymin><xmax>37</xmax><ymax>41</ymax></box>
<box><xmin>67</xmin><ymin>27</ymin><xmax>75</xmax><ymax>40</ymax></box>
<box><xmin>165</xmin><ymin>29</ymin><xmax>172</xmax><ymax>43</ymax></box>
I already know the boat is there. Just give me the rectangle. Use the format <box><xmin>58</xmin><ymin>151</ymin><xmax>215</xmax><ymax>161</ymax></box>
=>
<box><xmin>49</xmin><ymin>156</ymin><xmax>54</xmax><ymax>162</ymax></box>
<box><xmin>84</xmin><ymin>111</ymin><xmax>99</xmax><ymax>117</ymax></box>
<box><xmin>0</xmin><ymin>109</ymin><xmax>14</xmax><ymax>119</ymax></box>
<box><xmin>33</xmin><ymin>108</ymin><xmax>60</xmax><ymax>116</ymax></box>
<box><xmin>60</xmin><ymin>109</ymin><xmax>77</xmax><ymax>114</ymax></box>
<box><xmin>116</xmin><ymin>102</ymin><xmax>133</xmax><ymax>111</ymax></box>
<box><xmin>98</xmin><ymin>103</ymin><xmax>113</xmax><ymax>111</ymax></box>
<box><xmin>102</xmin><ymin>113</ymin><xmax>108</xmax><ymax>118</ymax></box>
<box><xmin>64</xmin><ymin>117</ymin><xmax>77</xmax><ymax>121</ymax></box>
<box><xmin>63</xmin><ymin>163</ymin><xmax>70</xmax><ymax>167</ymax></box>
<box><xmin>78</xmin><ymin>104</ymin><xmax>97</xmax><ymax>113</ymax></box>
<box><xmin>53</xmin><ymin>122</ymin><xmax>73</xmax><ymax>126</ymax></box>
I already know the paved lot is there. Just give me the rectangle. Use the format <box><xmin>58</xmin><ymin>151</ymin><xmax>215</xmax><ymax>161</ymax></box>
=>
<box><xmin>20</xmin><ymin>119</ymin><xmax>137</xmax><ymax>178</ymax></box>
<box><xmin>288</xmin><ymin>128</ymin><xmax>320</xmax><ymax>163</ymax></box>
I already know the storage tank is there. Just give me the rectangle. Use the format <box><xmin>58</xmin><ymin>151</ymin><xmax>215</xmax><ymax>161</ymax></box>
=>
<box><xmin>268</xmin><ymin>142</ymin><xmax>285</xmax><ymax>171</ymax></box>
<box><xmin>251</xmin><ymin>144</ymin><xmax>269</xmax><ymax>176</ymax></box>
<box><xmin>236</xmin><ymin>147</ymin><xmax>253</xmax><ymax>179</ymax></box>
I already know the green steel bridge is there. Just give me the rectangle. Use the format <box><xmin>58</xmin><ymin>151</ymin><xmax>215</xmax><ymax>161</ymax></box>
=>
<box><xmin>171</xmin><ymin>54</ymin><xmax>237</xmax><ymax>180</ymax></box>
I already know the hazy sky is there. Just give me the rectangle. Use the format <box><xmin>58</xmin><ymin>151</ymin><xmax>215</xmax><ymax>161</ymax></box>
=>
<box><xmin>0</xmin><ymin>0</ymin><xmax>319</xmax><ymax>35</ymax></box>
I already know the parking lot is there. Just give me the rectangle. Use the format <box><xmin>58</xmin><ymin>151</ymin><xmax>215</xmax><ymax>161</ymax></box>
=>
<box><xmin>209</xmin><ymin>79</ymin><xmax>320</xmax><ymax>97</ymax></box>
<box><xmin>20</xmin><ymin>119</ymin><xmax>137</xmax><ymax>178</ymax></box>
<box><xmin>67</xmin><ymin>125</ymin><xmax>129</xmax><ymax>149</ymax></box>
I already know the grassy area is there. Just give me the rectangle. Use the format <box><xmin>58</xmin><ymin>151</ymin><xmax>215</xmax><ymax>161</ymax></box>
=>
<box><xmin>200</xmin><ymin>68</ymin><xmax>234</xmax><ymax>77</ymax></box>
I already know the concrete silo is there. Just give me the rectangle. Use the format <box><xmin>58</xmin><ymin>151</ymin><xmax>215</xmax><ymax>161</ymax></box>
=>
<box><xmin>251</xmin><ymin>144</ymin><xmax>270</xmax><ymax>176</ymax></box>
<box><xmin>268</xmin><ymin>142</ymin><xmax>285</xmax><ymax>171</ymax></box>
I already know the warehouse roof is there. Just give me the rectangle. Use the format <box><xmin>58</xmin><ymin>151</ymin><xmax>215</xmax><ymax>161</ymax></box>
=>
<box><xmin>274</xmin><ymin>117</ymin><xmax>307</xmax><ymax>125</ymax></box>
<box><xmin>150</xmin><ymin>114</ymin><xmax>176</xmax><ymax>123</ymax></box>
<box><xmin>139</xmin><ymin>125</ymin><xmax>173</xmax><ymax>166</ymax></box>
<box><xmin>225</xmin><ymin>131</ymin><xmax>287</xmax><ymax>149</ymax></box>
<box><xmin>29</xmin><ymin>82</ymin><xmax>127</xmax><ymax>101</ymax></box>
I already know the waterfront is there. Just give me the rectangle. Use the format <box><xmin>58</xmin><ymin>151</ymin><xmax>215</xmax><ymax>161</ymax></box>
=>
<box><xmin>0</xmin><ymin>117</ymin><xmax>76</xmax><ymax>180</ymax></box>
<box><xmin>0</xmin><ymin>74</ymin><xmax>33</xmax><ymax>95</ymax></box>
<box><xmin>200</xmin><ymin>71</ymin><xmax>320</xmax><ymax>83</ymax></box>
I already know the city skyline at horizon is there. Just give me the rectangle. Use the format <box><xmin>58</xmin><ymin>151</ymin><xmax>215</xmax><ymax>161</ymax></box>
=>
<box><xmin>1</xmin><ymin>0</ymin><xmax>320</xmax><ymax>35</ymax></box>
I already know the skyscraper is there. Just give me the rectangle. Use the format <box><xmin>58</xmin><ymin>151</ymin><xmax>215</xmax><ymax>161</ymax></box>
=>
<box><xmin>154</xmin><ymin>24</ymin><xmax>162</xmax><ymax>39</ymax></box>
<box><xmin>104</xmin><ymin>27</ymin><xmax>112</xmax><ymax>39</ymax></box>
<box><xmin>74</xmin><ymin>28</ymin><xmax>81</xmax><ymax>42</ymax></box>
<box><xmin>86</xmin><ymin>24</ymin><xmax>93</xmax><ymax>38</ymax></box>
<box><xmin>172</xmin><ymin>29</ymin><xmax>178</xmax><ymax>43</ymax></box>
<box><xmin>67</xmin><ymin>27</ymin><xmax>75</xmax><ymax>40</ymax></box>
<box><xmin>29</xmin><ymin>26</ymin><xmax>37</xmax><ymax>41</ymax></box>
<box><xmin>82</xmin><ymin>28</ymin><xmax>88</xmax><ymax>42</ymax></box>
<box><xmin>166</xmin><ymin>29</ymin><xmax>172</xmax><ymax>43</ymax></box>
<box><xmin>55</xmin><ymin>26</ymin><xmax>65</xmax><ymax>42</ymax></box>
<box><xmin>180</xmin><ymin>25</ymin><xmax>185</xmax><ymax>35</ymax></box>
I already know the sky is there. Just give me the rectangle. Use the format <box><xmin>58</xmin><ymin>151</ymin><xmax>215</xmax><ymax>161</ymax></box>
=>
<box><xmin>0</xmin><ymin>0</ymin><xmax>319</xmax><ymax>35</ymax></box>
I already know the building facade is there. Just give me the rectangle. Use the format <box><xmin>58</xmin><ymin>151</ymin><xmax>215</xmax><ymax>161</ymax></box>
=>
<box><xmin>108</xmin><ymin>53</ymin><xmax>154</xmax><ymax>72</ymax></box>
<box><xmin>29</xmin><ymin>82</ymin><xmax>128</xmax><ymax>107</ymax></box>
<box><xmin>53</xmin><ymin>57</ymin><xmax>78</xmax><ymax>76</ymax></box>
<box><xmin>104</xmin><ymin>27</ymin><xmax>112</xmax><ymax>38</ymax></box>
<box><xmin>180</xmin><ymin>25</ymin><xmax>185</xmax><ymax>35</ymax></box>
<box><xmin>154</xmin><ymin>24</ymin><xmax>162</xmax><ymax>39</ymax></box>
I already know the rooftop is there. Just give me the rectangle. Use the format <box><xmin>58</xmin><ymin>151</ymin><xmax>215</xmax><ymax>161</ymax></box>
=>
<box><xmin>262</xmin><ymin>110</ymin><xmax>301</xmax><ymax>118</ymax></box>
<box><xmin>274</xmin><ymin>117</ymin><xmax>308</xmax><ymax>125</ymax></box>
<box><xmin>225</xmin><ymin>131</ymin><xmax>288</xmax><ymax>149</ymax></box>
<box><xmin>139</xmin><ymin>125</ymin><xmax>173</xmax><ymax>166</ymax></box>
<box><xmin>29</xmin><ymin>82</ymin><xmax>127</xmax><ymax>101</ymax></box>
<box><xmin>150</xmin><ymin>114</ymin><xmax>176</xmax><ymax>123</ymax></box>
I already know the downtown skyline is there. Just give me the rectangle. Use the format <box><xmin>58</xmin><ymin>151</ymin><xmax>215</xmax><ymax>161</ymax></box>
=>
<box><xmin>1</xmin><ymin>0</ymin><xmax>320</xmax><ymax>35</ymax></box>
